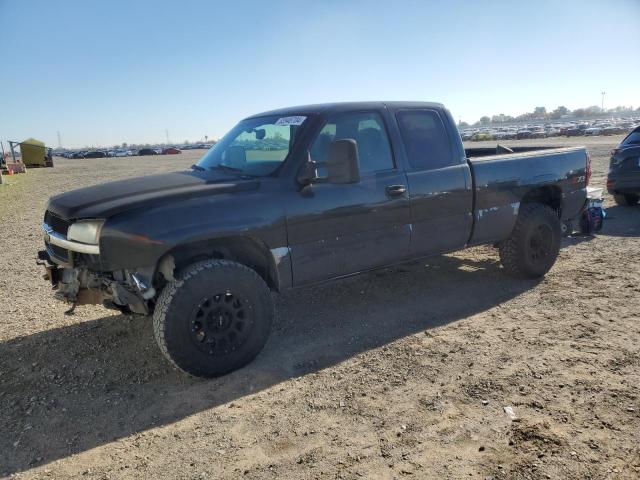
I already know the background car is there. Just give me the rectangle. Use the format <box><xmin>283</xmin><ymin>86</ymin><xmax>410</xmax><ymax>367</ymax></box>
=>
<box><xmin>83</xmin><ymin>151</ymin><xmax>107</xmax><ymax>158</ymax></box>
<box><xmin>138</xmin><ymin>148</ymin><xmax>159</xmax><ymax>156</ymax></box>
<box><xmin>607</xmin><ymin>126</ymin><xmax>640</xmax><ymax>206</ymax></box>
<box><xmin>161</xmin><ymin>147</ymin><xmax>182</xmax><ymax>155</ymax></box>
<box><xmin>566</xmin><ymin>127</ymin><xmax>585</xmax><ymax>137</ymax></box>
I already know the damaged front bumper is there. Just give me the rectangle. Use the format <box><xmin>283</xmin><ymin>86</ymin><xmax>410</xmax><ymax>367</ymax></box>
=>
<box><xmin>43</xmin><ymin>222</ymin><xmax>100</xmax><ymax>255</ymax></box>
<box><xmin>37</xmin><ymin>249</ymin><xmax>155</xmax><ymax>315</ymax></box>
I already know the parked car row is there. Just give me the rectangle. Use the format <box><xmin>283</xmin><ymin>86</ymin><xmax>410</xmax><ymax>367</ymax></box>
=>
<box><xmin>180</xmin><ymin>143</ymin><xmax>215</xmax><ymax>150</ymax></box>
<box><xmin>461</xmin><ymin>117</ymin><xmax>640</xmax><ymax>142</ymax></box>
<box><xmin>56</xmin><ymin>146</ymin><xmax>194</xmax><ymax>159</ymax></box>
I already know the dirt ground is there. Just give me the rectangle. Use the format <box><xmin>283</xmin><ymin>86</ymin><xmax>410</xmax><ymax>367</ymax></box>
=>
<box><xmin>1</xmin><ymin>137</ymin><xmax>639</xmax><ymax>479</ymax></box>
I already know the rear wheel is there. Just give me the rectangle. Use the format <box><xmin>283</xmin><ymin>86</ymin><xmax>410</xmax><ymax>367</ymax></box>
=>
<box><xmin>153</xmin><ymin>259</ymin><xmax>274</xmax><ymax>378</ymax></box>
<box><xmin>613</xmin><ymin>193</ymin><xmax>639</xmax><ymax>206</ymax></box>
<box><xmin>499</xmin><ymin>203</ymin><xmax>561</xmax><ymax>279</ymax></box>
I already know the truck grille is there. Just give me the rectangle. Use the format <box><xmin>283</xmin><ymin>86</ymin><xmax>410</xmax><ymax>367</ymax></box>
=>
<box><xmin>44</xmin><ymin>211</ymin><xmax>71</xmax><ymax>236</ymax></box>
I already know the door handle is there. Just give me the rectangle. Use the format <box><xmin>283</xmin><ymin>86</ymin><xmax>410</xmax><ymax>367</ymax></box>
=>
<box><xmin>386</xmin><ymin>184</ymin><xmax>407</xmax><ymax>197</ymax></box>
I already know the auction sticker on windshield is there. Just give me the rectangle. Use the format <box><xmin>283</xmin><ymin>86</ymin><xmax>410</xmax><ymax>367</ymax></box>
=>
<box><xmin>275</xmin><ymin>116</ymin><xmax>306</xmax><ymax>126</ymax></box>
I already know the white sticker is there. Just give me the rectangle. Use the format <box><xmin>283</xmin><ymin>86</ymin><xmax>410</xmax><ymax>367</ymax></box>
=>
<box><xmin>274</xmin><ymin>116</ymin><xmax>307</xmax><ymax>126</ymax></box>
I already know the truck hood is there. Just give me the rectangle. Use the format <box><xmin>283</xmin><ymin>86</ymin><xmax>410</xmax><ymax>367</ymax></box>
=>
<box><xmin>47</xmin><ymin>170</ymin><xmax>260</xmax><ymax>219</ymax></box>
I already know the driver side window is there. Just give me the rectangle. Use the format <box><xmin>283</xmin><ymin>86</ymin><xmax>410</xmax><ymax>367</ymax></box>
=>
<box><xmin>310</xmin><ymin>112</ymin><xmax>394</xmax><ymax>173</ymax></box>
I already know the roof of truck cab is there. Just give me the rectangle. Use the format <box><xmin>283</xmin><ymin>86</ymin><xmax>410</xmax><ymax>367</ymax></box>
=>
<box><xmin>244</xmin><ymin>101</ymin><xmax>445</xmax><ymax>119</ymax></box>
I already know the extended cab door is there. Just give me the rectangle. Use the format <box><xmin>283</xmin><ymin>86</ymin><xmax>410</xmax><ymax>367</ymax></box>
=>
<box><xmin>395</xmin><ymin>109</ymin><xmax>473</xmax><ymax>255</ymax></box>
<box><xmin>286</xmin><ymin>111</ymin><xmax>411</xmax><ymax>286</ymax></box>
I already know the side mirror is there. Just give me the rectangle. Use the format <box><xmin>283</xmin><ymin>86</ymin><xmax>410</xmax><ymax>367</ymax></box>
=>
<box><xmin>297</xmin><ymin>139</ymin><xmax>360</xmax><ymax>186</ymax></box>
<box><xmin>254</xmin><ymin>128</ymin><xmax>266</xmax><ymax>140</ymax></box>
<box><xmin>325</xmin><ymin>139</ymin><xmax>360</xmax><ymax>184</ymax></box>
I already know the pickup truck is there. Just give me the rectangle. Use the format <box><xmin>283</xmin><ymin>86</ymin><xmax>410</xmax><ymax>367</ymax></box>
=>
<box><xmin>38</xmin><ymin>102</ymin><xmax>591</xmax><ymax>377</ymax></box>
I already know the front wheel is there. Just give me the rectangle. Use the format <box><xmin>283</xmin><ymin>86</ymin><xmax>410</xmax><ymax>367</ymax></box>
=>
<box><xmin>613</xmin><ymin>193</ymin><xmax>639</xmax><ymax>206</ymax></box>
<box><xmin>153</xmin><ymin>259</ymin><xmax>274</xmax><ymax>378</ymax></box>
<box><xmin>499</xmin><ymin>203</ymin><xmax>561</xmax><ymax>279</ymax></box>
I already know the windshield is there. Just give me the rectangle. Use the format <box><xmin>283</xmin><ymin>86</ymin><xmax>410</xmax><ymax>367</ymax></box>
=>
<box><xmin>196</xmin><ymin>114</ymin><xmax>308</xmax><ymax>176</ymax></box>
<box><xmin>622</xmin><ymin>129</ymin><xmax>640</xmax><ymax>146</ymax></box>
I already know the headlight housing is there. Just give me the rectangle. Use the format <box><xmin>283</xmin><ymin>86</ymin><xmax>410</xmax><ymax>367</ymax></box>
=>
<box><xmin>67</xmin><ymin>219</ymin><xmax>104</xmax><ymax>245</ymax></box>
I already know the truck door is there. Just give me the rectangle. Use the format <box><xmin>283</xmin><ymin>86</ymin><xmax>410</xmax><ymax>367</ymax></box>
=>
<box><xmin>395</xmin><ymin>109</ymin><xmax>473</xmax><ymax>255</ymax></box>
<box><xmin>286</xmin><ymin>111</ymin><xmax>411</xmax><ymax>286</ymax></box>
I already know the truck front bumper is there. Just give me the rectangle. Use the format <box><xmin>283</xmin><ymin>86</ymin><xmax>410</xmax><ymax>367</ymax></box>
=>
<box><xmin>37</xmin><ymin>248</ymin><xmax>153</xmax><ymax>315</ymax></box>
<box><xmin>43</xmin><ymin>222</ymin><xmax>100</xmax><ymax>255</ymax></box>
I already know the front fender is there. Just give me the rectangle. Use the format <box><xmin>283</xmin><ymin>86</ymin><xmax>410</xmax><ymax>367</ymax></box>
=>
<box><xmin>97</xmin><ymin>189</ymin><xmax>289</xmax><ymax>280</ymax></box>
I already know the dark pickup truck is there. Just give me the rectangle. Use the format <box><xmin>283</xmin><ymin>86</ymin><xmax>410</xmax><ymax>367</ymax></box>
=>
<box><xmin>39</xmin><ymin>102</ymin><xmax>591</xmax><ymax>377</ymax></box>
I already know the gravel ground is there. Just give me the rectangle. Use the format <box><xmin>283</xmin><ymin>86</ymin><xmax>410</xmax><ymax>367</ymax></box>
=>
<box><xmin>1</xmin><ymin>137</ymin><xmax>639</xmax><ymax>479</ymax></box>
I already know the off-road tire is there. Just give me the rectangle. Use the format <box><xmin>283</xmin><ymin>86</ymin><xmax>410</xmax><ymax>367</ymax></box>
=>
<box><xmin>499</xmin><ymin>203</ymin><xmax>561</xmax><ymax>279</ymax></box>
<box><xmin>153</xmin><ymin>259</ymin><xmax>274</xmax><ymax>378</ymax></box>
<box><xmin>613</xmin><ymin>193</ymin><xmax>639</xmax><ymax>206</ymax></box>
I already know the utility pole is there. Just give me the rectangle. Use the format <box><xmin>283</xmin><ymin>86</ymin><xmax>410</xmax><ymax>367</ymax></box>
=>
<box><xmin>165</xmin><ymin>130</ymin><xmax>170</xmax><ymax>144</ymax></box>
<box><xmin>57</xmin><ymin>131</ymin><xmax>62</xmax><ymax>149</ymax></box>
<box><xmin>601</xmin><ymin>91</ymin><xmax>606</xmax><ymax>112</ymax></box>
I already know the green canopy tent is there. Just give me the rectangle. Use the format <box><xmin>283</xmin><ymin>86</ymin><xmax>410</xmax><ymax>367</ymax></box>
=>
<box><xmin>7</xmin><ymin>138</ymin><xmax>53</xmax><ymax>167</ymax></box>
<box><xmin>21</xmin><ymin>138</ymin><xmax>46</xmax><ymax>167</ymax></box>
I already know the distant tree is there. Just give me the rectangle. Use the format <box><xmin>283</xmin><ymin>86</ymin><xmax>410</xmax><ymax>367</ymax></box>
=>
<box><xmin>121</xmin><ymin>142</ymin><xmax>128</xmax><ymax>148</ymax></box>
<box><xmin>458</xmin><ymin>121</ymin><xmax>469</xmax><ymax>128</ymax></box>
<box><xmin>571</xmin><ymin>106</ymin><xmax>601</xmax><ymax>118</ymax></box>
<box><xmin>533</xmin><ymin>106</ymin><xmax>547</xmax><ymax>117</ymax></box>
<box><xmin>471</xmin><ymin>102</ymin><xmax>632</xmax><ymax>124</ymax></box>
<box><xmin>492</xmin><ymin>113</ymin><xmax>514</xmax><ymax>124</ymax></box>
<box><xmin>550</xmin><ymin>106</ymin><xmax>569</xmax><ymax>119</ymax></box>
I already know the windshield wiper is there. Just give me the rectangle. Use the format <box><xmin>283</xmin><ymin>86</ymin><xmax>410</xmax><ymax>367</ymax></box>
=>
<box><xmin>209</xmin><ymin>164</ymin><xmax>245</xmax><ymax>174</ymax></box>
<box><xmin>191</xmin><ymin>164</ymin><xmax>205</xmax><ymax>171</ymax></box>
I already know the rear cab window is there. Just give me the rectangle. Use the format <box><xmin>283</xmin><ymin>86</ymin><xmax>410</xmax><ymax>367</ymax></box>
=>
<box><xmin>396</xmin><ymin>110</ymin><xmax>456</xmax><ymax>170</ymax></box>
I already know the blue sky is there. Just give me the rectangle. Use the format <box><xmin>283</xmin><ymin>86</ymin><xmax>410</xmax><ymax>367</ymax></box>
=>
<box><xmin>1</xmin><ymin>0</ymin><xmax>639</xmax><ymax>148</ymax></box>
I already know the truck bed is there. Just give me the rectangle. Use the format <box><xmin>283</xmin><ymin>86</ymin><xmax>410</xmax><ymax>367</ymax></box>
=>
<box><xmin>465</xmin><ymin>145</ymin><xmax>588</xmax><ymax>245</ymax></box>
<box><xmin>465</xmin><ymin>144</ymin><xmax>566</xmax><ymax>159</ymax></box>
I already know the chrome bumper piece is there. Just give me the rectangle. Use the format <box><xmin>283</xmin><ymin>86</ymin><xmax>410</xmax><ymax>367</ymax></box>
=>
<box><xmin>42</xmin><ymin>223</ymin><xmax>100</xmax><ymax>255</ymax></box>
